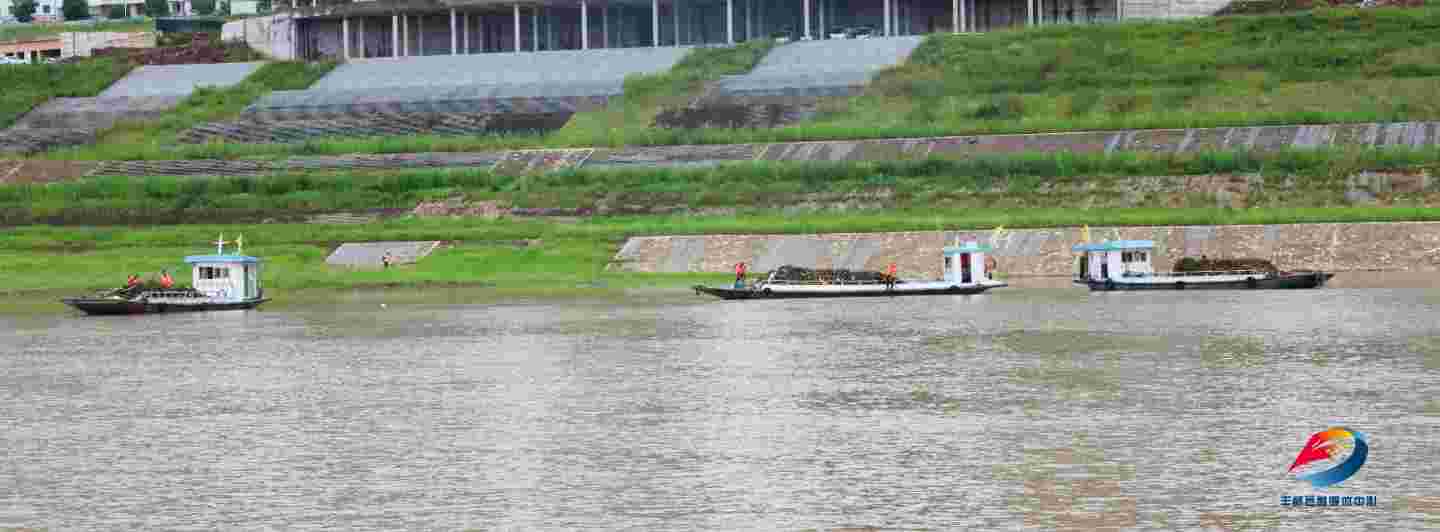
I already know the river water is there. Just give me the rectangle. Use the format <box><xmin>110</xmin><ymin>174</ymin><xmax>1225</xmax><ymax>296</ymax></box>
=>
<box><xmin>3</xmin><ymin>286</ymin><xmax>1439</xmax><ymax>530</ymax></box>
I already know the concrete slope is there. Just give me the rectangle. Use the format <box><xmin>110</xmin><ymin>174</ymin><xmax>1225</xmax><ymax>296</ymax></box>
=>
<box><xmin>248</xmin><ymin>47</ymin><xmax>692</xmax><ymax>117</ymax></box>
<box><xmin>312</xmin><ymin>47</ymin><xmax>691</xmax><ymax>90</ymax></box>
<box><xmin>717</xmin><ymin>36</ymin><xmax>926</xmax><ymax>98</ymax></box>
<box><xmin>613</xmin><ymin>223</ymin><xmax>1439</xmax><ymax>277</ymax></box>
<box><xmin>1123</xmin><ymin>0</ymin><xmax>1234</xmax><ymax>19</ymax></box>
<box><xmin>100</xmin><ymin>62</ymin><xmax>267</xmax><ymax>98</ymax></box>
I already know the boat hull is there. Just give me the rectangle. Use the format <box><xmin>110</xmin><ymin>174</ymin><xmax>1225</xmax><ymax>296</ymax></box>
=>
<box><xmin>61</xmin><ymin>297</ymin><xmax>271</xmax><ymax>315</ymax></box>
<box><xmin>1080</xmin><ymin>272</ymin><xmax>1334</xmax><ymax>291</ymax></box>
<box><xmin>694</xmin><ymin>283</ymin><xmax>1004</xmax><ymax>300</ymax></box>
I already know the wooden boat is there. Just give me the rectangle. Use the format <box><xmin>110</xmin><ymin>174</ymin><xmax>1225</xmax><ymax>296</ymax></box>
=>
<box><xmin>695</xmin><ymin>242</ymin><xmax>1007</xmax><ymax>300</ymax></box>
<box><xmin>62</xmin><ymin>235</ymin><xmax>271</xmax><ymax>315</ymax></box>
<box><xmin>1072</xmin><ymin>240</ymin><xmax>1334</xmax><ymax>291</ymax></box>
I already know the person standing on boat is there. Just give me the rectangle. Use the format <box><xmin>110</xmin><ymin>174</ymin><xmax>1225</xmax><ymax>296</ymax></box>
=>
<box><xmin>734</xmin><ymin>262</ymin><xmax>747</xmax><ymax>289</ymax></box>
<box><xmin>886</xmin><ymin>263</ymin><xmax>898</xmax><ymax>291</ymax></box>
<box><xmin>159</xmin><ymin>269</ymin><xmax>174</xmax><ymax>289</ymax></box>
<box><xmin>126</xmin><ymin>274</ymin><xmax>140</xmax><ymax>287</ymax></box>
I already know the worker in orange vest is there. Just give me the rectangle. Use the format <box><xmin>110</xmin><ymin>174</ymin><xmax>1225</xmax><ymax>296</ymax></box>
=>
<box><xmin>126</xmin><ymin>273</ymin><xmax>140</xmax><ymax>287</ymax></box>
<box><xmin>886</xmin><ymin>263</ymin><xmax>897</xmax><ymax>291</ymax></box>
<box><xmin>159</xmin><ymin>269</ymin><xmax>174</xmax><ymax>289</ymax></box>
<box><xmin>734</xmin><ymin>262</ymin><xmax>748</xmax><ymax>289</ymax></box>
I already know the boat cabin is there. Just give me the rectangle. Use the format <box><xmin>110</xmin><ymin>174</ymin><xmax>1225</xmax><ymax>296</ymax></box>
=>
<box><xmin>1072</xmin><ymin>240</ymin><xmax>1155</xmax><ymax>282</ymax></box>
<box><xmin>184</xmin><ymin>254</ymin><xmax>263</xmax><ymax>302</ymax></box>
<box><xmin>943</xmin><ymin>242</ymin><xmax>991</xmax><ymax>285</ymax></box>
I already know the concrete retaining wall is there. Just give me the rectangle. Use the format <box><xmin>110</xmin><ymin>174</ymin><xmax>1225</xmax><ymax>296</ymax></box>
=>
<box><xmin>59</xmin><ymin>31</ymin><xmax>156</xmax><ymax>58</ymax></box>
<box><xmin>612</xmin><ymin>222</ymin><xmax>1440</xmax><ymax>277</ymax></box>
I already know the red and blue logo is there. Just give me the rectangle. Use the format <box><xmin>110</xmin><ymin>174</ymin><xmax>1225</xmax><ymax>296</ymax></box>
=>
<box><xmin>1288</xmin><ymin>427</ymin><xmax>1368</xmax><ymax>488</ymax></box>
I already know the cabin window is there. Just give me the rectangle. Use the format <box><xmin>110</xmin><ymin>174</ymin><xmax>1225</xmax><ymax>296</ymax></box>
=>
<box><xmin>199</xmin><ymin>266</ymin><xmax>230</xmax><ymax>280</ymax></box>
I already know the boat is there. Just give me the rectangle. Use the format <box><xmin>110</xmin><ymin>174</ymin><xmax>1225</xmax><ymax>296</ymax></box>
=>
<box><xmin>1071</xmin><ymin>239</ymin><xmax>1333</xmax><ymax>291</ymax></box>
<box><xmin>62</xmin><ymin>235</ymin><xmax>271</xmax><ymax>315</ymax></box>
<box><xmin>694</xmin><ymin>241</ymin><xmax>1008</xmax><ymax>300</ymax></box>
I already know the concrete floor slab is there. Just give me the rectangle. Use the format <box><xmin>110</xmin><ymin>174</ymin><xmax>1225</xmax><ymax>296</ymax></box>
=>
<box><xmin>100</xmin><ymin>62</ymin><xmax>267</xmax><ymax>98</ymax></box>
<box><xmin>326</xmin><ymin>241</ymin><xmax>442</xmax><ymax>268</ymax></box>
<box><xmin>718</xmin><ymin>36</ymin><xmax>924</xmax><ymax>97</ymax></box>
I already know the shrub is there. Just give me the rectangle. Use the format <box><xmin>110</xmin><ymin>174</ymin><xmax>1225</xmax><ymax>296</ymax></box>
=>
<box><xmin>62</xmin><ymin>0</ymin><xmax>89</xmax><ymax>20</ymax></box>
<box><xmin>143</xmin><ymin>0</ymin><xmax>169</xmax><ymax>17</ymax></box>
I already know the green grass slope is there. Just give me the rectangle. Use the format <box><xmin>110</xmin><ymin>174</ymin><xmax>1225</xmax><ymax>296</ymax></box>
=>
<box><xmin>0</xmin><ymin>59</ymin><xmax>134</xmax><ymax>129</ymax></box>
<box><xmin>808</xmin><ymin>6</ymin><xmax>1440</xmax><ymax>137</ymax></box>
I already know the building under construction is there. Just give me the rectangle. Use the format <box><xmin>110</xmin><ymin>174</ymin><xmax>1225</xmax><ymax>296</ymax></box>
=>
<box><xmin>274</xmin><ymin>0</ymin><xmax>1204</xmax><ymax>61</ymax></box>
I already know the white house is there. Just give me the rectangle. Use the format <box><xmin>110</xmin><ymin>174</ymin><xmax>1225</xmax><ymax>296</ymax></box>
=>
<box><xmin>1</xmin><ymin>0</ymin><xmax>64</xmax><ymax>22</ymax></box>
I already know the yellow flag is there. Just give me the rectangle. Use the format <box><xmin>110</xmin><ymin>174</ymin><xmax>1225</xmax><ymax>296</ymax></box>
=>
<box><xmin>1081</xmin><ymin>225</ymin><xmax>1091</xmax><ymax>242</ymax></box>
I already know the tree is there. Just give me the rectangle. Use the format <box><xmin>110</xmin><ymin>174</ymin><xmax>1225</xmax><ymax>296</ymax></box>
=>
<box><xmin>62</xmin><ymin>0</ymin><xmax>90</xmax><ymax>20</ymax></box>
<box><xmin>192</xmin><ymin>0</ymin><xmax>215</xmax><ymax>15</ymax></box>
<box><xmin>12</xmin><ymin>0</ymin><xmax>37</xmax><ymax>23</ymax></box>
<box><xmin>143</xmin><ymin>0</ymin><xmax>170</xmax><ymax>17</ymax></box>
<box><xmin>107</xmin><ymin>4</ymin><xmax>126</xmax><ymax>18</ymax></box>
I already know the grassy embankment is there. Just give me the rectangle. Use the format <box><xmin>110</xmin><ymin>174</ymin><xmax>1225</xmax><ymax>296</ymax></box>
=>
<box><xmin>34</xmin><ymin>7</ymin><xmax>1440</xmax><ymax>160</ymax></box>
<box><xmin>4</xmin><ymin>147</ymin><xmax>1439</xmax><ymax>294</ymax></box>
<box><xmin>0</xmin><ymin>59</ymin><xmax>134</xmax><ymax>129</ymax></box>
<box><xmin>65</xmin><ymin>61</ymin><xmax>336</xmax><ymax>155</ymax></box>
<box><xmin>4</xmin><ymin>147</ymin><xmax>1437</xmax><ymax>225</ymax></box>
<box><xmin>6</xmin><ymin>204</ymin><xmax>1437</xmax><ymax>296</ymax></box>
<box><xmin>0</xmin><ymin>19</ymin><xmax>153</xmax><ymax>43</ymax></box>
<box><xmin>43</xmin><ymin>40</ymin><xmax>773</xmax><ymax>161</ymax></box>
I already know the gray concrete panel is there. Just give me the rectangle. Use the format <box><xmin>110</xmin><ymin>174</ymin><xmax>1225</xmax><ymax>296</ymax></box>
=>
<box><xmin>717</xmin><ymin>36</ymin><xmax>923</xmax><ymax>97</ymax></box>
<box><xmin>100</xmin><ymin>62</ymin><xmax>267</xmax><ymax>98</ymax></box>
<box><xmin>325</xmin><ymin>241</ymin><xmax>441</xmax><ymax>267</ymax></box>
<box><xmin>663</xmin><ymin>236</ymin><xmax>706</xmax><ymax>272</ymax></box>
<box><xmin>752</xmin><ymin>237</ymin><xmax>830</xmax><ymax>272</ymax></box>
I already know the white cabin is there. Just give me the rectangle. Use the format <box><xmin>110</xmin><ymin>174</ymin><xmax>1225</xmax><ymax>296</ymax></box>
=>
<box><xmin>184</xmin><ymin>254</ymin><xmax>263</xmax><ymax>302</ymax></box>
<box><xmin>943</xmin><ymin>242</ymin><xmax>992</xmax><ymax>285</ymax></box>
<box><xmin>1072</xmin><ymin>240</ymin><xmax>1155</xmax><ymax>282</ymax></box>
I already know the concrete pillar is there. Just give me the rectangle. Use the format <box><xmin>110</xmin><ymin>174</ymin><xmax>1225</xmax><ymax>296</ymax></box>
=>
<box><xmin>581</xmin><ymin>0</ymin><xmax>589</xmax><ymax>50</ymax></box>
<box><xmin>418</xmin><ymin>15</ymin><xmax>425</xmax><ymax>55</ymax></box>
<box><xmin>532</xmin><ymin>7</ymin><xmax>539</xmax><ymax>51</ymax></box>
<box><xmin>462</xmin><ymin>13</ymin><xmax>469</xmax><ymax>54</ymax></box>
<box><xmin>953</xmin><ymin>0</ymin><xmax>958</xmax><ymax>32</ymax></box>
<box><xmin>883</xmin><ymin>0</ymin><xmax>890</xmax><ymax>36</ymax></box>
<box><xmin>603</xmin><ymin>4</ymin><xmax>609</xmax><ymax>48</ymax></box>
<box><xmin>514</xmin><ymin>4</ymin><xmax>522</xmax><ymax>52</ymax></box>
<box><xmin>802</xmin><ymin>0</ymin><xmax>810</xmax><ymax>40</ymax></box>
<box><xmin>393</xmin><ymin>14</ymin><xmax>400</xmax><ymax>57</ymax></box>
<box><xmin>402</xmin><ymin>14</ymin><xmax>409</xmax><ymax>56</ymax></box>
<box><xmin>358</xmin><ymin>18</ymin><xmax>366</xmax><ymax>58</ymax></box>
<box><xmin>726</xmin><ymin>0</ymin><xmax>733</xmax><ymax>44</ymax></box>
<box><xmin>746</xmin><ymin>0</ymin><xmax>752</xmax><ymax>40</ymax></box>
<box><xmin>342</xmin><ymin>17</ymin><xmax>350</xmax><ymax>60</ymax></box>
<box><xmin>450</xmin><ymin>9</ymin><xmax>458</xmax><ymax>55</ymax></box>
<box><xmin>652</xmin><ymin>0</ymin><xmax>659</xmax><ymax>47</ymax></box>
<box><xmin>1028</xmin><ymin>0</ymin><xmax>1034</xmax><ymax>26</ymax></box>
<box><xmin>672</xmin><ymin>0</ymin><xmax>679</xmax><ymax>46</ymax></box>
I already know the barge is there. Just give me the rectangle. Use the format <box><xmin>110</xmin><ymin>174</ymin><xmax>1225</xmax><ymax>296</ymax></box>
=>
<box><xmin>695</xmin><ymin>241</ymin><xmax>1007</xmax><ymax>300</ymax></box>
<box><xmin>1072</xmin><ymin>240</ymin><xmax>1333</xmax><ymax>291</ymax></box>
<box><xmin>62</xmin><ymin>236</ymin><xmax>270</xmax><ymax>315</ymax></box>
